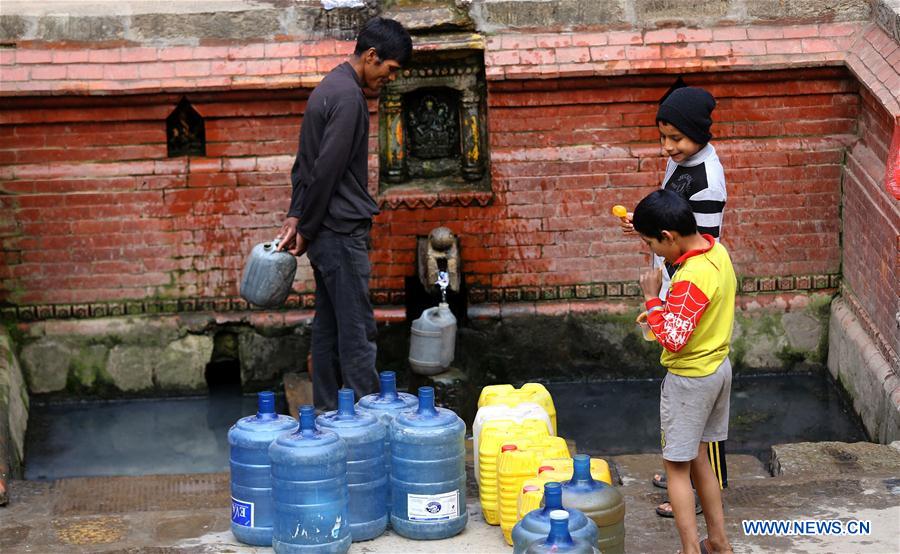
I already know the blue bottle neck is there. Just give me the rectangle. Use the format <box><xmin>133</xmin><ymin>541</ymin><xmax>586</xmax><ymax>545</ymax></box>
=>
<box><xmin>336</xmin><ymin>388</ymin><xmax>356</xmax><ymax>419</ymax></box>
<box><xmin>256</xmin><ymin>391</ymin><xmax>277</xmax><ymax>420</ymax></box>
<box><xmin>546</xmin><ymin>514</ymin><xmax>575</xmax><ymax>547</ymax></box>
<box><xmin>417</xmin><ymin>386</ymin><xmax>439</xmax><ymax>417</ymax></box>
<box><xmin>571</xmin><ymin>455</ymin><xmax>597</xmax><ymax>486</ymax></box>
<box><xmin>378</xmin><ymin>372</ymin><xmax>399</xmax><ymax>401</ymax></box>
<box><xmin>541</xmin><ymin>483</ymin><xmax>564</xmax><ymax>515</ymax></box>
<box><xmin>299</xmin><ymin>405</ymin><xmax>318</xmax><ymax>438</ymax></box>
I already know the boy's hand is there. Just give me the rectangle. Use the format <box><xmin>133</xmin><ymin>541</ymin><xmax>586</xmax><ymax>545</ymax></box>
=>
<box><xmin>640</xmin><ymin>267</ymin><xmax>664</xmax><ymax>301</ymax></box>
<box><xmin>619</xmin><ymin>212</ymin><xmax>635</xmax><ymax>234</ymax></box>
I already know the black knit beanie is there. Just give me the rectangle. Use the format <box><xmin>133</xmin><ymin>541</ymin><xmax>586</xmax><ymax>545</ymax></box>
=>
<box><xmin>656</xmin><ymin>87</ymin><xmax>716</xmax><ymax>145</ymax></box>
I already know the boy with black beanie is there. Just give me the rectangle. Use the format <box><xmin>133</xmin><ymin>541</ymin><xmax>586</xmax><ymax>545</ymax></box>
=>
<box><xmin>619</xmin><ymin>83</ymin><xmax>729</xmax><ymax>519</ymax></box>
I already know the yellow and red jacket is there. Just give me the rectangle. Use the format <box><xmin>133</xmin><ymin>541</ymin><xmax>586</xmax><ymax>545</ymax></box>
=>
<box><xmin>645</xmin><ymin>236</ymin><xmax>737</xmax><ymax>377</ymax></box>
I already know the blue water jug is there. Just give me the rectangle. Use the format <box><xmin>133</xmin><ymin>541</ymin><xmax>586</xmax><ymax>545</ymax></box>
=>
<box><xmin>317</xmin><ymin>389</ymin><xmax>388</xmax><ymax>542</ymax></box>
<box><xmin>356</xmin><ymin>371</ymin><xmax>417</xmax><ymax>508</ymax></box>
<box><xmin>228</xmin><ymin>391</ymin><xmax>297</xmax><ymax>546</ymax></box>
<box><xmin>269</xmin><ymin>405</ymin><xmax>351</xmax><ymax>554</ymax></box>
<box><xmin>561</xmin><ymin>455</ymin><xmax>626</xmax><ymax>554</ymax></box>
<box><xmin>390</xmin><ymin>386</ymin><xmax>467</xmax><ymax>539</ymax></box>
<box><xmin>512</xmin><ymin>482</ymin><xmax>599</xmax><ymax>554</ymax></box>
<box><xmin>524</xmin><ymin>510</ymin><xmax>600</xmax><ymax>554</ymax></box>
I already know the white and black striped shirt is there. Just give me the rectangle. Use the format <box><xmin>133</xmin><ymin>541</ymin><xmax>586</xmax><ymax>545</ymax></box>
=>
<box><xmin>654</xmin><ymin>143</ymin><xmax>727</xmax><ymax>299</ymax></box>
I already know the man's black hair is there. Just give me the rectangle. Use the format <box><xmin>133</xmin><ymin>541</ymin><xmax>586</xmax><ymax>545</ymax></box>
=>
<box><xmin>354</xmin><ymin>17</ymin><xmax>413</xmax><ymax>66</ymax></box>
<box><xmin>632</xmin><ymin>189</ymin><xmax>698</xmax><ymax>241</ymax></box>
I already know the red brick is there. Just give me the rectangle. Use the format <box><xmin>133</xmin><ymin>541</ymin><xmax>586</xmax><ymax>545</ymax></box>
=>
<box><xmin>51</xmin><ymin>50</ymin><xmax>90</xmax><ymax>63</ymax></box>
<box><xmin>282</xmin><ymin>58</ymin><xmax>317</xmax><ymax>74</ymax></box>
<box><xmin>662</xmin><ymin>44</ymin><xmax>696</xmax><ymax>58</ymax></box>
<box><xmin>501</xmin><ymin>35</ymin><xmax>537</xmax><ymax>49</ymax></box>
<box><xmin>15</xmin><ymin>50</ymin><xmax>52</xmax><ymax>64</ymax></box>
<box><xmin>487</xmin><ymin>50</ymin><xmax>521</xmax><ymax>66</ymax></box>
<box><xmin>174</xmin><ymin>61</ymin><xmax>210</xmax><ymax>77</ymax></box>
<box><xmin>625</xmin><ymin>45</ymin><xmax>661</xmax><ymax>60</ymax></box>
<box><xmin>103</xmin><ymin>64</ymin><xmax>140</xmax><ymax>80</ymax></box>
<box><xmin>819</xmin><ymin>22</ymin><xmax>862</xmax><ymax>37</ymax></box>
<box><xmin>590</xmin><ymin>46</ymin><xmax>626</xmax><ymax>61</ymax></box>
<box><xmin>676</xmin><ymin>29</ymin><xmax>713</xmax><ymax>42</ymax></box>
<box><xmin>555</xmin><ymin>47</ymin><xmax>592</xmax><ymax>64</ymax></box>
<box><xmin>535</xmin><ymin>34</ymin><xmax>573</xmax><ymax>48</ymax></box>
<box><xmin>0</xmin><ymin>65</ymin><xmax>29</xmax><ymax>81</ymax></box>
<box><xmin>30</xmin><ymin>65</ymin><xmax>66</xmax><ymax>80</ymax></box>
<box><xmin>766</xmin><ymin>40</ymin><xmax>803</xmax><ymax>55</ymax></box>
<box><xmin>712</xmin><ymin>28</ymin><xmax>747</xmax><ymax>41</ymax></box>
<box><xmin>192</xmin><ymin>46</ymin><xmax>230</xmax><ymax>60</ymax></box>
<box><xmin>88</xmin><ymin>49</ymin><xmax>121</xmax><ymax>63</ymax></box>
<box><xmin>519</xmin><ymin>49</ymin><xmax>556</xmax><ymax>65</ymax></box>
<box><xmin>265</xmin><ymin>42</ymin><xmax>300</xmax><ymax>58</ymax></box>
<box><xmin>782</xmin><ymin>25</ymin><xmax>820</xmax><ymax>39</ymax></box>
<box><xmin>228</xmin><ymin>43</ymin><xmax>266</xmax><ymax>59</ymax></box>
<box><xmin>747</xmin><ymin>27</ymin><xmax>784</xmax><ymax>40</ymax></box>
<box><xmin>0</xmin><ymin>50</ymin><xmax>14</xmax><ymax>65</ymax></box>
<box><xmin>731</xmin><ymin>40</ymin><xmax>767</xmax><ymax>56</ymax></box>
<box><xmin>644</xmin><ymin>28</ymin><xmax>679</xmax><ymax>44</ymax></box>
<box><xmin>301</xmin><ymin>41</ymin><xmax>337</xmax><ymax>57</ymax></box>
<box><xmin>606</xmin><ymin>31</ymin><xmax>642</xmax><ymax>45</ymax></box>
<box><xmin>695</xmin><ymin>42</ymin><xmax>732</xmax><ymax>57</ymax></box>
<box><xmin>121</xmin><ymin>47</ymin><xmax>159</xmax><ymax>63</ymax></box>
<box><xmin>566</xmin><ymin>33</ymin><xmax>604</xmax><ymax>47</ymax></box>
<box><xmin>138</xmin><ymin>62</ymin><xmax>176</xmax><ymax>79</ymax></box>
<box><xmin>801</xmin><ymin>38</ymin><xmax>839</xmax><ymax>54</ymax></box>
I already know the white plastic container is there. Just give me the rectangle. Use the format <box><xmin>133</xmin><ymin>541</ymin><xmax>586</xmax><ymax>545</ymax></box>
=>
<box><xmin>473</xmin><ymin>402</ymin><xmax>554</xmax><ymax>483</ymax></box>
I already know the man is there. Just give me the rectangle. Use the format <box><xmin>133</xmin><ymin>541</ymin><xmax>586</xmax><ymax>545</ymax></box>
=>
<box><xmin>276</xmin><ymin>18</ymin><xmax>412</xmax><ymax>411</ymax></box>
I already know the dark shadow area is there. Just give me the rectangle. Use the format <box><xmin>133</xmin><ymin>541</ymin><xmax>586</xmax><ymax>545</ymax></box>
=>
<box><xmin>547</xmin><ymin>372</ymin><xmax>869</xmax><ymax>463</ymax></box>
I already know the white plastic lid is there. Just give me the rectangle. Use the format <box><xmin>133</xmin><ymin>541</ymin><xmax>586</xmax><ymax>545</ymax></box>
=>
<box><xmin>549</xmin><ymin>509</ymin><xmax>569</xmax><ymax>521</ymax></box>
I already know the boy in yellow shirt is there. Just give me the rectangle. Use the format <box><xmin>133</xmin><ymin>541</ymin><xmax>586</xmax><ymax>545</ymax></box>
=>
<box><xmin>633</xmin><ymin>189</ymin><xmax>736</xmax><ymax>554</ymax></box>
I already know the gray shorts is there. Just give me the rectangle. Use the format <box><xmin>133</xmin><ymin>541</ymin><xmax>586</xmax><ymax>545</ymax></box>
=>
<box><xmin>660</xmin><ymin>357</ymin><xmax>732</xmax><ymax>462</ymax></box>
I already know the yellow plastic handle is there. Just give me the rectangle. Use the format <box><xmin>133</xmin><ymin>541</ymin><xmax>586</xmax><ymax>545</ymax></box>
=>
<box><xmin>611</xmin><ymin>205</ymin><xmax>628</xmax><ymax>219</ymax></box>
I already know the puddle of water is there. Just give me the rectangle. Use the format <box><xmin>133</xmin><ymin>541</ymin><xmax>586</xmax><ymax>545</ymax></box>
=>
<box><xmin>546</xmin><ymin>372</ymin><xmax>869</xmax><ymax>461</ymax></box>
<box><xmin>24</xmin><ymin>386</ymin><xmax>288</xmax><ymax>480</ymax></box>
<box><xmin>24</xmin><ymin>373</ymin><xmax>867</xmax><ymax>480</ymax></box>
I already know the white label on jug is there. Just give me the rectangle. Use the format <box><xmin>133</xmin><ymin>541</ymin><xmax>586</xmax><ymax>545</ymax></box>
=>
<box><xmin>231</xmin><ymin>497</ymin><xmax>254</xmax><ymax>527</ymax></box>
<box><xmin>407</xmin><ymin>490</ymin><xmax>459</xmax><ymax>521</ymax></box>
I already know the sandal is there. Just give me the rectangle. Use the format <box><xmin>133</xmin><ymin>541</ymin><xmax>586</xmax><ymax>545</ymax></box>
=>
<box><xmin>699</xmin><ymin>537</ymin><xmax>711</xmax><ymax>554</ymax></box>
<box><xmin>652</xmin><ymin>472</ymin><xmax>667</xmax><ymax>489</ymax></box>
<box><xmin>654</xmin><ymin>495</ymin><xmax>702</xmax><ymax>518</ymax></box>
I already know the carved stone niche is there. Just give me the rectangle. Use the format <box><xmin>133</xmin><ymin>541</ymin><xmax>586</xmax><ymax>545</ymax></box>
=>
<box><xmin>378</xmin><ymin>47</ymin><xmax>489</xmax><ymax>199</ymax></box>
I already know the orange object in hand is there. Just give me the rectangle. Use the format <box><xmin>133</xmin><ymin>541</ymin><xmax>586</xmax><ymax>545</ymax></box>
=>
<box><xmin>611</xmin><ymin>205</ymin><xmax>628</xmax><ymax>219</ymax></box>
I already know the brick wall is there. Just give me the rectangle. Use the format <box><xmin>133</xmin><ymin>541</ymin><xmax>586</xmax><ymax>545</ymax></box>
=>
<box><xmin>1</xmin><ymin>20</ymin><xmax>897</xmax><ymax>325</ymax></box>
<box><xmin>0</xmin><ymin>67</ymin><xmax>855</xmax><ymax>310</ymax></box>
<box><xmin>842</xmin><ymin>88</ymin><xmax>900</xmax><ymax>359</ymax></box>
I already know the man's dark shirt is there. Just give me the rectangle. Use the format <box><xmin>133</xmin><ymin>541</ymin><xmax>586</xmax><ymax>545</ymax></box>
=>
<box><xmin>288</xmin><ymin>62</ymin><xmax>378</xmax><ymax>240</ymax></box>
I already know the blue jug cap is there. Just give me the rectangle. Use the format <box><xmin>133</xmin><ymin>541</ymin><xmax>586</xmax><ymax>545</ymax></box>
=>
<box><xmin>417</xmin><ymin>386</ymin><xmax>439</xmax><ymax>417</ymax></box>
<box><xmin>546</xmin><ymin>510</ymin><xmax>575</xmax><ymax>546</ymax></box>
<box><xmin>337</xmin><ymin>388</ymin><xmax>356</xmax><ymax>417</ymax></box>
<box><xmin>379</xmin><ymin>371</ymin><xmax>398</xmax><ymax>400</ymax></box>
<box><xmin>543</xmin><ymin>482</ymin><xmax>563</xmax><ymax>511</ymax></box>
<box><xmin>257</xmin><ymin>391</ymin><xmax>277</xmax><ymax>419</ymax></box>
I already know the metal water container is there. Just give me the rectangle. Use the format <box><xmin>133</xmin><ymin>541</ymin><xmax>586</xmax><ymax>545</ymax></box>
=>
<box><xmin>239</xmin><ymin>238</ymin><xmax>297</xmax><ymax>308</ymax></box>
<box><xmin>408</xmin><ymin>303</ymin><xmax>456</xmax><ymax>375</ymax></box>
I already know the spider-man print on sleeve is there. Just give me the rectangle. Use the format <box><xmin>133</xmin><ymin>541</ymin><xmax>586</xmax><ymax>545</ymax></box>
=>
<box><xmin>645</xmin><ymin>280</ymin><xmax>711</xmax><ymax>352</ymax></box>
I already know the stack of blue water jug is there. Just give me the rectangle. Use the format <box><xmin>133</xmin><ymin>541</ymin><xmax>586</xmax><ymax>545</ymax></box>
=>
<box><xmin>228</xmin><ymin>372</ymin><xmax>468</xmax><ymax>553</ymax></box>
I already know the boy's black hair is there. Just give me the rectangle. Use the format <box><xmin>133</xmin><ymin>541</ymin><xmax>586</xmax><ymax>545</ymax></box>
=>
<box><xmin>354</xmin><ymin>17</ymin><xmax>413</xmax><ymax>66</ymax></box>
<box><xmin>632</xmin><ymin>189</ymin><xmax>698</xmax><ymax>241</ymax></box>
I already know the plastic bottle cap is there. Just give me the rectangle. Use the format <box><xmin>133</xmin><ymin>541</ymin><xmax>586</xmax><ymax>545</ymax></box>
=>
<box><xmin>523</xmin><ymin>485</ymin><xmax>539</xmax><ymax>492</ymax></box>
<box><xmin>549</xmin><ymin>510</ymin><xmax>569</xmax><ymax>521</ymax></box>
<box><xmin>501</xmin><ymin>444</ymin><xmax>517</xmax><ymax>452</ymax></box>
<box><xmin>538</xmin><ymin>465</ymin><xmax>555</xmax><ymax>473</ymax></box>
